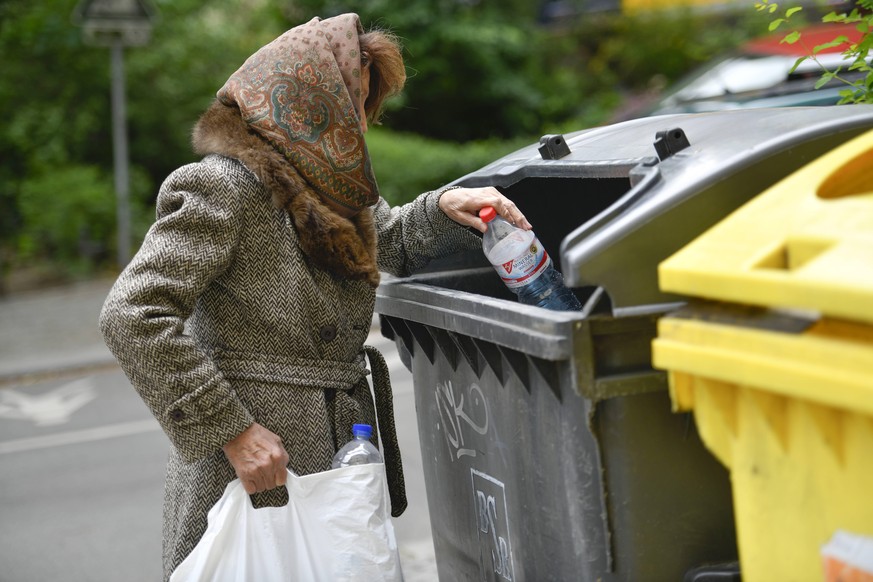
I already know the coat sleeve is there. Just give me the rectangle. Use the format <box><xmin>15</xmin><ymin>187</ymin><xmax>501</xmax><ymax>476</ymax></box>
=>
<box><xmin>373</xmin><ymin>189</ymin><xmax>482</xmax><ymax>277</ymax></box>
<box><xmin>99</xmin><ymin>158</ymin><xmax>255</xmax><ymax>463</ymax></box>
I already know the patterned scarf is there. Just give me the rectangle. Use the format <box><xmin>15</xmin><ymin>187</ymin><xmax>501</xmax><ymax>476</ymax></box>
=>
<box><xmin>217</xmin><ymin>14</ymin><xmax>378</xmax><ymax>212</ymax></box>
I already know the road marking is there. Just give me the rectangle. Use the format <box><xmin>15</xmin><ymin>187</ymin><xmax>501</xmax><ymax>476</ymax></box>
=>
<box><xmin>0</xmin><ymin>378</ymin><xmax>96</xmax><ymax>426</ymax></box>
<box><xmin>0</xmin><ymin>418</ymin><xmax>161</xmax><ymax>455</ymax></box>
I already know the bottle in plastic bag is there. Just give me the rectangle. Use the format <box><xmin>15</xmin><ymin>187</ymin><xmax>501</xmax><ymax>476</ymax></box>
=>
<box><xmin>331</xmin><ymin>423</ymin><xmax>383</xmax><ymax>468</ymax></box>
<box><xmin>479</xmin><ymin>206</ymin><xmax>583</xmax><ymax>311</ymax></box>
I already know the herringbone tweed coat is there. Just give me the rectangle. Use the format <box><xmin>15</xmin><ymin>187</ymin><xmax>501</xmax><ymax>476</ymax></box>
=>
<box><xmin>99</xmin><ymin>101</ymin><xmax>480</xmax><ymax>578</ymax></box>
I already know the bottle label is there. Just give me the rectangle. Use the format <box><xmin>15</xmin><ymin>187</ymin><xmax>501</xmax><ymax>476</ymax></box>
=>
<box><xmin>493</xmin><ymin>236</ymin><xmax>551</xmax><ymax>289</ymax></box>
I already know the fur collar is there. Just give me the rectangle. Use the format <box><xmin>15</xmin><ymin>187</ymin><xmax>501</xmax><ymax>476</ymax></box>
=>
<box><xmin>191</xmin><ymin>101</ymin><xmax>380</xmax><ymax>287</ymax></box>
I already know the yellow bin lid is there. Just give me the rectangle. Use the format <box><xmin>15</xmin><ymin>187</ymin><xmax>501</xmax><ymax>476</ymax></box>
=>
<box><xmin>659</xmin><ymin>126</ymin><xmax>873</xmax><ymax>324</ymax></box>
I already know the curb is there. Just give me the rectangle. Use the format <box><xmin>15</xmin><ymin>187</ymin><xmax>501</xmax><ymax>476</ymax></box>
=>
<box><xmin>0</xmin><ymin>357</ymin><xmax>119</xmax><ymax>387</ymax></box>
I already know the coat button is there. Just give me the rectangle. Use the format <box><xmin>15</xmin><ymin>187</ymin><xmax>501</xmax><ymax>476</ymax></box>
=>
<box><xmin>169</xmin><ymin>409</ymin><xmax>186</xmax><ymax>422</ymax></box>
<box><xmin>319</xmin><ymin>324</ymin><xmax>337</xmax><ymax>342</ymax></box>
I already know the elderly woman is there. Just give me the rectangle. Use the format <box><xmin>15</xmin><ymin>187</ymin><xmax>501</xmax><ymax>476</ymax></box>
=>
<box><xmin>99</xmin><ymin>12</ymin><xmax>529</xmax><ymax>578</ymax></box>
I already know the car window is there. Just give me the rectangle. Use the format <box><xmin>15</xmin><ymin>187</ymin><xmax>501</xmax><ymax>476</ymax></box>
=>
<box><xmin>666</xmin><ymin>56</ymin><xmax>792</xmax><ymax>103</ymax></box>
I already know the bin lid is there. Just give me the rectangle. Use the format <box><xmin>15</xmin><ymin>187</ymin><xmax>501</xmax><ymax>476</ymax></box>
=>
<box><xmin>658</xmin><ymin>126</ymin><xmax>873</xmax><ymax>324</ymax></box>
<box><xmin>456</xmin><ymin>106</ymin><xmax>873</xmax><ymax>312</ymax></box>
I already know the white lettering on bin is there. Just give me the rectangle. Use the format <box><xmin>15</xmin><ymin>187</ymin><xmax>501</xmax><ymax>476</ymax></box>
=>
<box><xmin>472</xmin><ymin>469</ymin><xmax>514</xmax><ymax>581</ymax></box>
<box><xmin>435</xmin><ymin>380</ymin><xmax>489</xmax><ymax>461</ymax></box>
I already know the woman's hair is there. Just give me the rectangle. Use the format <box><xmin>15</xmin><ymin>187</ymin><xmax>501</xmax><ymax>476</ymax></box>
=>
<box><xmin>359</xmin><ymin>29</ymin><xmax>406</xmax><ymax>125</ymax></box>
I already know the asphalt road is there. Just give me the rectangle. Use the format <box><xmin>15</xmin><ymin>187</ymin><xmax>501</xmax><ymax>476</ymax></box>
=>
<box><xmin>0</xmin><ymin>280</ymin><xmax>436</xmax><ymax>581</ymax></box>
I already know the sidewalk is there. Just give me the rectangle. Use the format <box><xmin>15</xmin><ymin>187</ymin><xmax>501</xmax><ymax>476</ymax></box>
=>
<box><xmin>0</xmin><ymin>277</ymin><xmax>118</xmax><ymax>384</ymax></box>
<box><xmin>0</xmin><ymin>277</ymin><xmax>439</xmax><ymax>581</ymax></box>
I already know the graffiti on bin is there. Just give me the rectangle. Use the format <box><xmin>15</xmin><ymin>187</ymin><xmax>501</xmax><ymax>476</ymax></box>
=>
<box><xmin>472</xmin><ymin>469</ymin><xmax>514</xmax><ymax>581</ymax></box>
<box><xmin>435</xmin><ymin>380</ymin><xmax>489</xmax><ymax>461</ymax></box>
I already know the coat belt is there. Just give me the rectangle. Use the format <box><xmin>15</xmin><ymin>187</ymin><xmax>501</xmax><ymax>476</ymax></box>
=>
<box><xmin>211</xmin><ymin>348</ymin><xmax>368</xmax><ymax>389</ymax></box>
<box><xmin>363</xmin><ymin>344</ymin><xmax>407</xmax><ymax>517</ymax></box>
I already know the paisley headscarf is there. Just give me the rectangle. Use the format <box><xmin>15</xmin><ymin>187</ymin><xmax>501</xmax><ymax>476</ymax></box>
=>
<box><xmin>217</xmin><ymin>14</ymin><xmax>378</xmax><ymax>212</ymax></box>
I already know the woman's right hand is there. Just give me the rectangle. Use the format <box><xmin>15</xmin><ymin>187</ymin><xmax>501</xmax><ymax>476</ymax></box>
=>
<box><xmin>223</xmin><ymin>422</ymin><xmax>290</xmax><ymax>494</ymax></box>
<box><xmin>438</xmin><ymin>186</ymin><xmax>532</xmax><ymax>233</ymax></box>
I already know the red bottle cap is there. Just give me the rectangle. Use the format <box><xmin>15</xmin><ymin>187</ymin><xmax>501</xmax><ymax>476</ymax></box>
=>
<box><xmin>479</xmin><ymin>206</ymin><xmax>497</xmax><ymax>223</ymax></box>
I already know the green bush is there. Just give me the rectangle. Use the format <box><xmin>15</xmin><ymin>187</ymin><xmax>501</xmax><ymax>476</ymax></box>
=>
<box><xmin>366</xmin><ymin>128</ymin><xmax>530</xmax><ymax>206</ymax></box>
<box><xmin>534</xmin><ymin>8</ymin><xmax>765</xmax><ymax>127</ymax></box>
<box><xmin>16</xmin><ymin>165</ymin><xmax>115</xmax><ymax>269</ymax></box>
<box><xmin>15</xmin><ymin>164</ymin><xmax>150</xmax><ymax>274</ymax></box>
<box><xmin>0</xmin><ymin>0</ymin><xmax>774</xmax><ymax>282</ymax></box>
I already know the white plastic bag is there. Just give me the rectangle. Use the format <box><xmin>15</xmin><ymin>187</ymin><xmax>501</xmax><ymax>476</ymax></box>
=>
<box><xmin>169</xmin><ymin>464</ymin><xmax>403</xmax><ymax>582</ymax></box>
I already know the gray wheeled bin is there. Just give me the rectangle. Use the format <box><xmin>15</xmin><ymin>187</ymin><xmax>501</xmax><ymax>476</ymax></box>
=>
<box><xmin>376</xmin><ymin>106</ymin><xmax>873</xmax><ymax>582</ymax></box>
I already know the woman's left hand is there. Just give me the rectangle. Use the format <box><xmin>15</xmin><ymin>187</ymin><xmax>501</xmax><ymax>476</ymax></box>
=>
<box><xmin>438</xmin><ymin>186</ymin><xmax>532</xmax><ymax>233</ymax></box>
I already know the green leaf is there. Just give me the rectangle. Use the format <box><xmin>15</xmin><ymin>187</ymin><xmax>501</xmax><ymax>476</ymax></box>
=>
<box><xmin>768</xmin><ymin>3</ymin><xmax>778</xmax><ymax>13</ymax></box>
<box><xmin>769</xmin><ymin>18</ymin><xmax>785</xmax><ymax>31</ymax></box>
<box><xmin>782</xmin><ymin>31</ymin><xmax>801</xmax><ymax>44</ymax></box>
<box><xmin>822</xmin><ymin>12</ymin><xmax>842</xmax><ymax>23</ymax></box>
<box><xmin>814</xmin><ymin>72</ymin><xmax>835</xmax><ymax>89</ymax></box>
<box><xmin>786</xmin><ymin>7</ymin><xmax>802</xmax><ymax>17</ymax></box>
<box><xmin>813</xmin><ymin>36</ymin><xmax>849</xmax><ymax>53</ymax></box>
<box><xmin>788</xmin><ymin>56</ymin><xmax>808</xmax><ymax>73</ymax></box>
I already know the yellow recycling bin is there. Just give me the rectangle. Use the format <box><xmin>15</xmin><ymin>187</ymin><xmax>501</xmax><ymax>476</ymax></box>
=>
<box><xmin>652</xmin><ymin>127</ymin><xmax>873</xmax><ymax>582</ymax></box>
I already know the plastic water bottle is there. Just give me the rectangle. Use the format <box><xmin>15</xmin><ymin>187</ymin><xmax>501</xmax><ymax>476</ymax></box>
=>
<box><xmin>331</xmin><ymin>424</ymin><xmax>383</xmax><ymax>468</ymax></box>
<box><xmin>479</xmin><ymin>206</ymin><xmax>583</xmax><ymax>311</ymax></box>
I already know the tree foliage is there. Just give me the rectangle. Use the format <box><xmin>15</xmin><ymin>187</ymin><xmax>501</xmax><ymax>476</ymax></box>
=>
<box><xmin>0</xmin><ymin>0</ymin><xmax>762</xmax><ymax>286</ymax></box>
<box><xmin>0</xmin><ymin>0</ymin><xmax>286</xmax><ymax>282</ymax></box>
<box><xmin>284</xmin><ymin>0</ymin><xmax>564</xmax><ymax>140</ymax></box>
<box><xmin>755</xmin><ymin>0</ymin><xmax>873</xmax><ymax>103</ymax></box>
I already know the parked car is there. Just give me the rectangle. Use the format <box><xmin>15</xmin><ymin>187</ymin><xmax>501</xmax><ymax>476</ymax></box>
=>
<box><xmin>646</xmin><ymin>22</ymin><xmax>866</xmax><ymax>115</ymax></box>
